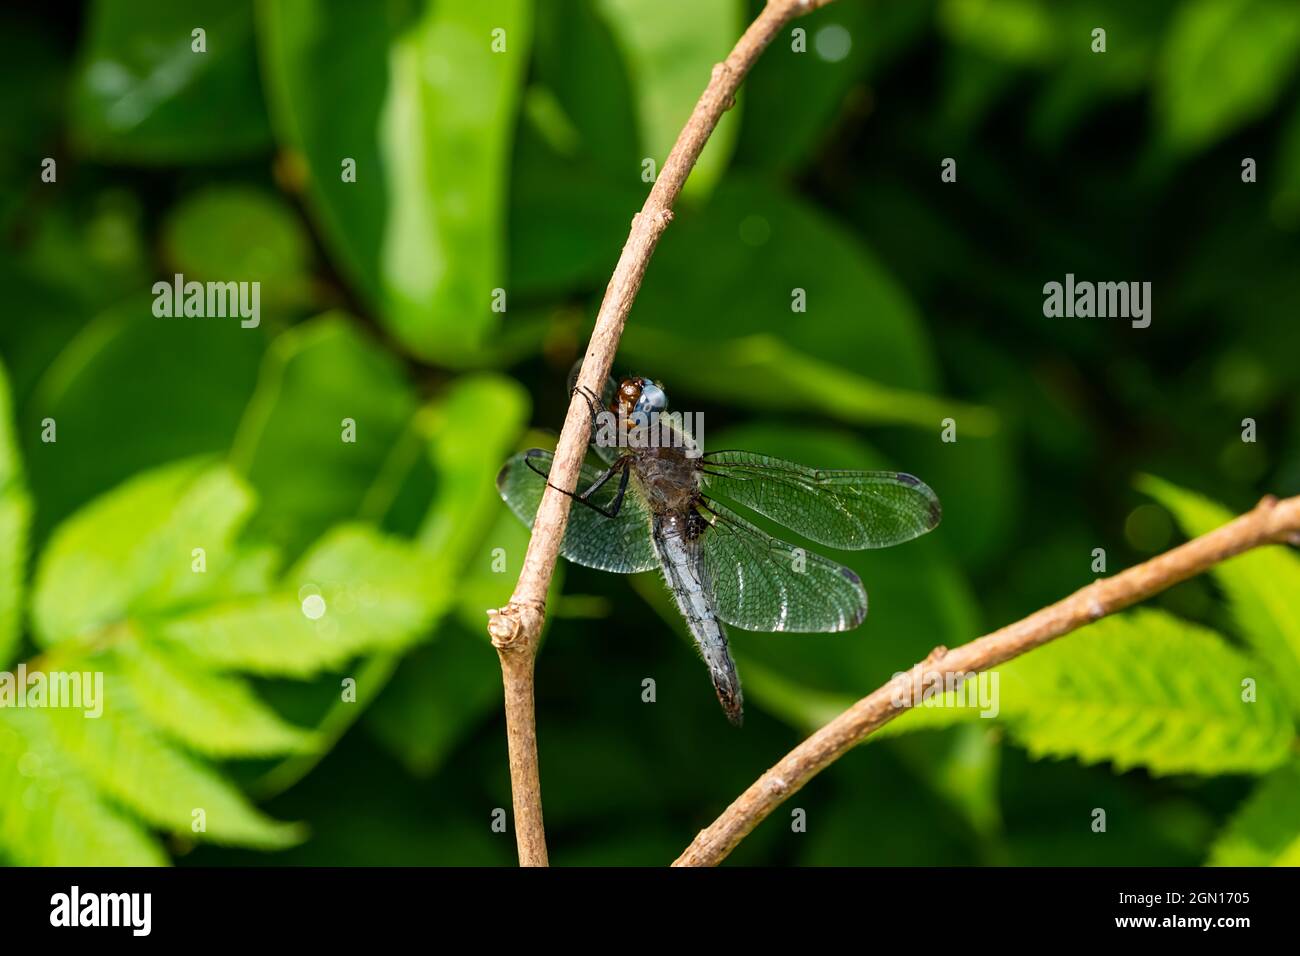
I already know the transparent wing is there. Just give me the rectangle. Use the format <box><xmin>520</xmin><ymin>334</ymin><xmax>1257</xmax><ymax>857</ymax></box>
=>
<box><xmin>699</xmin><ymin>499</ymin><xmax>867</xmax><ymax>633</ymax></box>
<box><xmin>700</xmin><ymin>450</ymin><xmax>941</xmax><ymax>550</ymax></box>
<box><xmin>496</xmin><ymin>449</ymin><xmax>659</xmax><ymax>573</ymax></box>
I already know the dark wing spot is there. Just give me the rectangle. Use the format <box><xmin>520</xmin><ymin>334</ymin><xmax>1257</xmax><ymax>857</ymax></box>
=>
<box><xmin>895</xmin><ymin>472</ymin><xmax>922</xmax><ymax>486</ymax></box>
<box><xmin>524</xmin><ymin>448</ymin><xmax>547</xmax><ymax>459</ymax></box>
<box><xmin>840</xmin><ymin>566</ymin><xmax>862</xmax><ymax>585</ymax></box>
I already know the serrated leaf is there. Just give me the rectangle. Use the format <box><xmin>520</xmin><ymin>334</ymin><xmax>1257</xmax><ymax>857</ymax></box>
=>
<box><xmin>1003</xmin><ymin>610</ymin><xmax>1294</xmax><ymax>776</ymax></box>
<box><xmin>42</xmin><ymin>668</ymin><xmax>302</xmax><ymax>849</ymax></box>
<box><xmin>1209</xmin><ymin>761</ymin><xmax>1300</xmax><ymax>865</ymax></box>
<box><xmin>154</xmin><ymin>525</ymin><xmax>439</xmax><ymax>676</ymax></box>
<box><xmin>0</xmin><ymin>359</ymin><xmax>30</xmax><ymax>668</ymax></box>
<box><xmin>115</xmin><ymin>642</ymin><xmax>317</xmax><ymax>758</ymax></box>
<box><xmin>258</xmin><ymin>376</ymin><xmax>529</xmax><ymax>795</ymax></box>
<box><xmin>32</xmin><ymin>460</ymin><xmax>257</xmax><ymax>646</ymax></box>
<box><xmin>0</xmin><ymin>709</ymin><xmax>166</xmax><ymax>866</ymax></box>
<box><xmin>1141</xmin><ymin>475</ymin><xmax>1300</xmax><ymax>717</ymax></box>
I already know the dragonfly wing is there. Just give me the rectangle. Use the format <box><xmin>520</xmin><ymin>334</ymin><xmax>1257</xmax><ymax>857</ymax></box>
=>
<box><xmin>496</xmin><ymin>449</ymin><xmax>660</xmax><ymax>573</ymax></box>
<box><xmin>699</xmin><ymin>499</ymin><xmax>867</xmax><ymax>633</ymax></box>
<box><xmin>700</xmin><ymin>450</ymin><xmax>941</xmax><ymax>550</ymax></box>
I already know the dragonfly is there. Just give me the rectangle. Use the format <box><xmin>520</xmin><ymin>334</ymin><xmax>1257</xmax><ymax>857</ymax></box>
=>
<box><xmin>497</xmin><ymin>367</ymin><xmax>941</xmax><ymax>726</ymax></box>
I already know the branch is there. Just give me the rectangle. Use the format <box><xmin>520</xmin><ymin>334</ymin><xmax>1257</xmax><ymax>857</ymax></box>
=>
<box><xmin>486</xmin><ymin>0</ymin><xmax>839</xmax><ymax>867</ymax></box>
<box><xmin>674</xmin><ymin>493</ymin><xmax>1300</xmax><ymax>867</ymax></box>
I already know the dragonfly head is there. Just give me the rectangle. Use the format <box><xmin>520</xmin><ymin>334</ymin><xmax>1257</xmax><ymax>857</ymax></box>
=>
<box><xmin>616</xmin><ymin>377</ymin><xmax>668</xmax><ymax>422</ymax></box>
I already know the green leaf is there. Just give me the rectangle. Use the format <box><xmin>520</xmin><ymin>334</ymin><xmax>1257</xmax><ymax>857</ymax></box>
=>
<box><xmin>32</xmin><ymin>461</ymin><xmax>256</xmax><ymax>646</ymax></box>
<box><xmin>1003</xmin><ymin>610</ymin><xmax>1294</xmax><ymax>776</ymax></box>
<box><xmin>0</xmin><ymin>359</ymin><xmax>30</xmax><ymax>667</ymax></box>
<box><xmin>878</xmin><ymin>609</ymin><xmax>1295</xmax><ymax>777</ymax></box>
<box><xmin>1141</xmin><ymin>475</ymin><xmax>1300</xmax><ymax>717</ymax></box>
<box><xmin>115</xmin><ymin>642</ymin><xmax>317</xmax><ymax>758</ymax></box>
<box><xmin>254</xmin><ymin>375</ymin><xmax>529</xmax><ymax>794</ymax></box>
<box><xmin>1156</xmin><ymin>0</ymin><xmax>1300</xmax><ymax>152</ymax></box>
<box><xmin>7</xmin><ymin>452</ymin><xmax>446</xmax><ymax>863</ymax></box>
<box><xmin>594</xmin><ymin>0</ymin><xmax>743</xmax><ymax>197</ymax></box>
<box><xmin>360</xmin><ymin>375</ymin><xmax>528</xmax><ymax>775</ymax></box>
<box><xmin>155</xmin><ymin>525</ymin><xmax>439</xmax><ymax>676</ymax></box>
<box><xmin>42</xmin><ymin>669</ymin><xmax>302</xmax><ymax>848</ymax></box>
<box><xmin>161</xmin><ymin>185</ymin><xmax>315</xmax><ymax>310</ymax></box>
<box><xmin>0</xmin><ymin>709</ymin><xmax>166</xmax><ymax>866</ymax></box>
<box><xmin>625</xmin><ymin>328</ymin><xmax>996</xmax><ymax>434</ymax></box>
<box><xmin>1208</xmin><ymin>761</ymin><xmax>1300</xmax><ymax>865</ymax></box>
<box><xmin>70</xmin><ymin>0</ymin><xmax>271</xmax><ymax>162</ymax></box>
<box><xmin>24</xmin><ymin>296</ymin><xmax>265</xmax><ymax>540</ymax></box>
<box><xmin>939</xmin><ymin>0</ymin><xmax>1056</xmax><ymax>66</ymax></box>
<box><xmin>258</xmin><ymin>0</ymin><xmax>531</xmax><ymax>360</ymax></box>
<box><xmin>362</xmin><ymin>376</ymin><xmax>530</xmax><ymax>773</ymax></box>
<box><xmin>230</xmin><ymin>316</ymin><xmax>417</xmax><ymax>555</ymax></box>
<box><xmin>871</xmin><ymin>685</ymin><xmax>994</xmax><ymax>740</ymax></box>
<box><xmin>623</xmin><ymin>177</ymin><xmax>938</xmax><ymax>396</ymax></box>
<box><xmin>418</xmin><ymin>374</ymin><xmax>531</xmax><ymax>570</ymax></box>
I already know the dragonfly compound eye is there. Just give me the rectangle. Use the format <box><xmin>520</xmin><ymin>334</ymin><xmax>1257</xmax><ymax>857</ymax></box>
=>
<box><xmin>634</xmin><ymin>380</ymin><xmax>668</xmax><ymax>416</ymax></box>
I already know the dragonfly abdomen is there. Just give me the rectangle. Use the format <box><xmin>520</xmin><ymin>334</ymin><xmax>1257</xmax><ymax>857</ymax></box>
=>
<box><xmin>652</xmin><ymin>511</ymin><xmax>743</xmax><ymax>726</ymax></box>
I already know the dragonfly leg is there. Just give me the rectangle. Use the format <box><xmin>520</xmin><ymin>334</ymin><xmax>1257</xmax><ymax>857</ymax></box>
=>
<box><xmin>571</xmin><ymin>383</ymin><xmax>605</xmax><ymax>420</ymax></box>
<box><xmin>524</xmin><ymin>455</ymin><xmax>631</xmax><ymax>519</ymax></box>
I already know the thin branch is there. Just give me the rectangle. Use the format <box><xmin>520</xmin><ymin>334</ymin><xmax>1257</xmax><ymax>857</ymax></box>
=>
<box><xmin>674</xmin><ymin>493</ymin><xmax>1300</xmax><ymax>867</ymax></box>
<box><xmin>487</xmin><ymin>0</ymin><xmax>839</xmax><ymax>867</ymax></box>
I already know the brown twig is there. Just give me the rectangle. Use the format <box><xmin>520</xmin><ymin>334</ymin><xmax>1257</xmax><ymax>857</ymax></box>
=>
<box><xmin>486</xmin><ymin>0</ymin><xmax>839</xmax><ymax>867</ymax></box>
<box><xmin>673</xmin><ymin>493</ymin><xmax>1300</xmax><ymax>866</ymax></box>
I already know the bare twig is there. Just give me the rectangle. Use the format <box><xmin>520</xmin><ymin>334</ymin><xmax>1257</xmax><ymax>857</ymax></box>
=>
<box><xmin>673</xmin><ymin>493</ymin><xmax>1300</xmax><ymax>866</ymax></box>
<box><xmin>486</xmin><ymin>0</ymin><xmax>839</xmax><ymax>866</ymax></box>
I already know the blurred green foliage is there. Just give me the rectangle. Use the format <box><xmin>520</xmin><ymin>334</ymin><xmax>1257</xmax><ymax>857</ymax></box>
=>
<box><xmin>0</xmin><ymin>0</ymin><xmax>1298</xmax><ymax>866</ymax></box>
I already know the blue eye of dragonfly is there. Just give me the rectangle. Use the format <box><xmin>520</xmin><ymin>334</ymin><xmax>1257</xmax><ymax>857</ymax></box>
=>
<box><xmin>633</xmin><ymin>380</ymin><xmax>667</xmax><ymax>416</ymax></box>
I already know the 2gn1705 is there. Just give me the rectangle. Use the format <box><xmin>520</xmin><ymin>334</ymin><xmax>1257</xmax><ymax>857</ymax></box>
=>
<box><xmin>1185</xmin><ymin>892</ymin><xmax>1251</xmax><ymax>905</ymax></box>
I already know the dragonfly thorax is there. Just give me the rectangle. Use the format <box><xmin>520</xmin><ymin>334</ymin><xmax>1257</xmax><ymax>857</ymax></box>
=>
<box><xmin>630</xmin><ymin>445</ymin><xmax>702</xmax><ymax>514</ymax></box>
